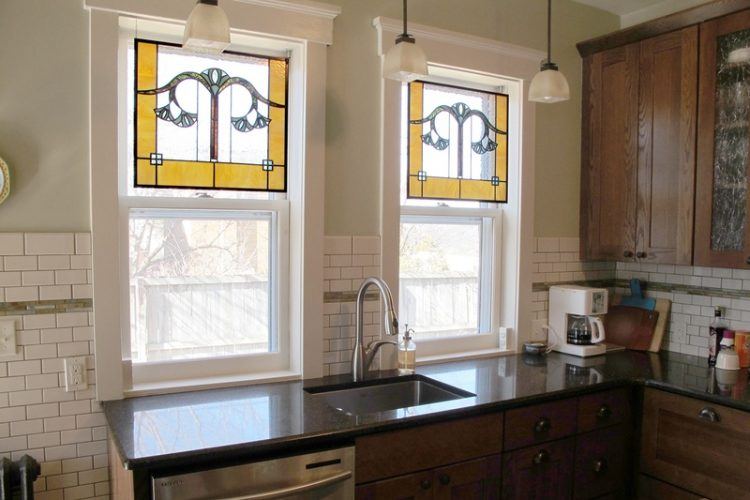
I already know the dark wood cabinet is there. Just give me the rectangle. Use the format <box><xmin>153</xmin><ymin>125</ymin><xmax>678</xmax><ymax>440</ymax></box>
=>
<box><xmin>640</xmin><ymin>388</ymin><xmax>750</xmax><ymax>499</ymax></box>
<box><xmin>581</xmin><ymin>43</ymin><xmax>640</xmax><ymax>262</ymax></box>
<box><xmin>695</xmin><ymin>9</ymin><xmax>750</xmax><ymax>268</ymax></box>
<box><xmin>573</xmin><ymin>426</ymin><xmax>629</xmax><ymax>499</ymax></box>
<box><xmin>581</xmin><ymin>28</ymin><xmax>698</xmax><ymax>264</ymax></box>
<box><xmin>502</xmin><ymin>437</ymin><xmax>575</xmax><ymax>500</ymax></box>
<box><xmin>356</xmin><ymin>469</ymin><xmax>435</xmax><ymax>500</ymax></box>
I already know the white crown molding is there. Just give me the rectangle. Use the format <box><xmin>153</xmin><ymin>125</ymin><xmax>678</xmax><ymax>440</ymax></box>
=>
<box><xmin>373</xmin><ymin>16</ymin><xmax>545</xmax><ymax>63</ymax></box>
<box><xmin>234</xmin><ymin>0</ymin><xmax>341</xmax><ymax>20</ymax></box>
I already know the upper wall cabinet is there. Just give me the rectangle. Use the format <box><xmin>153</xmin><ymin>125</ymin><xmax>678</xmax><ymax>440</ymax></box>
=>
<box><xmin>580</xmin><ymin>27</ymin><xmax>698</xmax><ymax>264</ymax></box>
<box><xmin>695</xmin><ymin>9</ymin><xmax>750</xmax><ymax>268</ymax></box>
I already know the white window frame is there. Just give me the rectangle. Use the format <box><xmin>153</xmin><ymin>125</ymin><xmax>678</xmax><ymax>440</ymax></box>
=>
<box><xmin>88</xmin><ymin>0</ymin><xmax>339</xmax><ymax>400</ymax></box>
<box><xmin>375</xmin><ymin>17</ymin><xmax>542</xmax><ymax>362</ymax></box>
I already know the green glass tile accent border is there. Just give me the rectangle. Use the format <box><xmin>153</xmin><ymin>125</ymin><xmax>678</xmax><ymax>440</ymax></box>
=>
<box><xmin>0</xmin><ymin>298</ymin><xmax>93</xmax><ymax>316</ymax></box>
<box><xmin>533</xmin><ymin>278</ymin><xmax>750</xmax><ymax>300</ymax></box>
<box><xmin>324</xmin><ymin>291</ymin><xmax>381</xmax><ymax>303</ymax></box>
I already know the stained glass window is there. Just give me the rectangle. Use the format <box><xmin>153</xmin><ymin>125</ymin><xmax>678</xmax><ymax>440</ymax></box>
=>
<box><xmin>134</xmin><ymin>39</ymin><xmax>288</xmax><ymax>192</ymax></box>
<box><xmin>407</xmin><ymin>81</ymin><xmax>508</xmax><ymax>203</ymax></box>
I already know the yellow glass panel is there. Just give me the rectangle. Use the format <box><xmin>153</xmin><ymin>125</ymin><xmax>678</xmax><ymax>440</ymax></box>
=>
<box><xmin>269</xmin><ymin>59</ymin><xmax>287</xmax><ymax>168</ymax></box>
<box><xmin>268</xmin><ymin>166</ymin><xmax>285</xmax><ymax>191</ymax></box>
<box><xmin>423</xmin><ymin>177</ymin><xmax>460</xmax><ymax>200</ymax></box>
<box><xmin>495</xmin><ymin>94</ymin><xmax>508</xmax><ymax>133</ymax></box>
<box><xmin>157</xmin><ymin>161</ymin><xmax>214</xmax><ymax>188</ymax></box>
<box><xmin>136</xmin><ymin>159</ymin><xmax>156</xmax><ymax>186</ymax></box>
<box><xmin>408</xmin><ymin>176</ymin><xmax>423</xmax><ymax>198</ymax></box>
<box><xmin>495</xmin><ymin>135</ymin><xmax>508</xmax><ymax>182</ymax></box>
<box><xmin>495</xmin><ymin>182</ymin><xmax>507</xmax><ymax>202</ymax></box>
<box><xmin>409</xmin><ymin>82</ymin><xmax>424</xmax><ymax>176</ymax></box>
<box><xmin>215</xmin><ymin>163</ymin><xmax>266</xmax><ymax>189</ymax></box>
<box><xmin>461</xmin><ymin>179</ymin><xmax>494</xmax><ymax>201</ymax></box>
<box><xmin>136</xmin><ymin>42</ymin><xmax>157</xmax><ymax>159</ymax></box>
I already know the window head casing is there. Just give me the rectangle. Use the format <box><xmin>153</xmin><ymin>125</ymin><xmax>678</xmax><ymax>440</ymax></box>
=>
<box><xmin>134</xmin><ymin>39</ymin><xmax>289</xmax><ymax>192</ymax></box>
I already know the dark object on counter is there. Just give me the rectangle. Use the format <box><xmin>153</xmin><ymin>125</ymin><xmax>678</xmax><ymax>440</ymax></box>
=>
<box><xmin>0</xmin><ymin>455</ymin><xmax>41</xmax><ymax>500</ymax></box>
<box><xmin>523</xmin><ymin>341</ymin><xmax>549</xmax><ymax>355</ymax></box>
<box><xmin>709</xmin><ymin>306</ymin><xmax>726</xmax><ymax>366</ymax></box>
<box><xmin>603</xmin><ymin>305</ymin><xmax>659</xmax><ymax>351</ymax></box>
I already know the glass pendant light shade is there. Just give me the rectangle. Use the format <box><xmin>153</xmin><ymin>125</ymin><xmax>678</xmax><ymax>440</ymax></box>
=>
<box><xmin>529</xmin><ymin>0</ymin><xmax>570</xmax><ymax>103</ymax></box>
<box><xmin>383</xmin><ymin>0</ymin><xmax>428</xmax><ymax>82</ymax></box>
<box><xmin>183</xmin><ymin>0</ymin><xmax>231</xmax><ymax>54</ymax></box>
<box><xmin>384</xmin><ymin>36</ymin><xmax>428</xmax><ymax>82</ymax></box>
<box><xmin>529</xmin><ymin>63</ymin><xmax>570</xmax><ymax>103</ymax></box>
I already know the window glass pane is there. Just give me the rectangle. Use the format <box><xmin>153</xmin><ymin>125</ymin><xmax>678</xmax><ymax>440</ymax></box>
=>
<box><xmin>129</xmin><ymin>39</ymin><xmax>288</xmax><ymax>193</ymax></box>
<box><xmin>129</xmin><ymin>210</ymin><xmax>273</xmax><ymax>363</ymax></box>
<box><xmin>399</xmin><ymin>218</ymin><xmax>482</xmax><ymax>338</ymax></box>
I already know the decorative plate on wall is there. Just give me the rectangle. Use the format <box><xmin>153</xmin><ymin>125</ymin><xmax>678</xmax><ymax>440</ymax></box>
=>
<box><xmin>0</xmin><ymin>157</ymin><xmax>9</xmax><ymax>205</ymax></box>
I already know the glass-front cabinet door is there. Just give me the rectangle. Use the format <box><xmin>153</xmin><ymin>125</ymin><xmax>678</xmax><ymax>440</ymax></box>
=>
<box><xmin>696</xmin><ymin>10</ymin><xmax>750</xmax><ymax>268</ymax></box>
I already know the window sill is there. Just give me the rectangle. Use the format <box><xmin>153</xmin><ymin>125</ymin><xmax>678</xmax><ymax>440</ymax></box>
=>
<box><xmin>416</xmin><ymin>348</ymin><xmax>514</xmax><ymax>366</ymax></box>
<box><xmin>124</xmin><ymin>370</ymin><xmax>301</xmax><ymax>398</ymax></box>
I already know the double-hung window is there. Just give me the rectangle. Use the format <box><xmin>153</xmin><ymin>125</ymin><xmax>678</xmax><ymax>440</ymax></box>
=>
<box><xmin>122</xmin><ymin>33</ymin><xmax>291</xmax><ymax>388</ymax></box>
<box><xmin>397</xmin><ymin>75</ymin><xmax>512</xmax><ymax>357</ymax></box>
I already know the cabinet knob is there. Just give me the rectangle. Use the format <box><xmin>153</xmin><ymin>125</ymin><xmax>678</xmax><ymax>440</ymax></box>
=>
<box><xmin>746</xmin><ymin>256</ymin><xmax>750</xmax><ymax>265</ymax></box>
<box><xmin>420</xmin><ymin>479</ymin><xmax>432</xmax><ymax>490</ymax></box>
<box><xmin>623</xmin><ymin>250</ymin><xmax>634</xmax><ymax>258</ymax></box>
<box><xmin>534</xmin><ymin>416</ymin><xmax>551</xmax><ymax>434</ymax></box>
<box><xmin>438</xmin><ymin>474</ymin><xmax>451</xmax><ymax>486</ymax></box>
<box><xmin>636</xmin><ymin>251</ymin><xmax>647</xmax><ymax>259</ymax></box>
<box><xmin>698</xmin><ymin>407</ymin><xmax>720</xmax><ymax>423</ymax></box>
<box><xmin>596</xmin><ymin>404</ymin><xmax>612</xmax><ymax>420</ymax></box>
<box><xmin>532</xmin><ymin>449</ymin><xmax>550</xmax><ymax>466</ymax></box>
<box><xmin>593</xmin><ymin>458</ymin><xmax>608</xmax><ymax>474</ymax></box>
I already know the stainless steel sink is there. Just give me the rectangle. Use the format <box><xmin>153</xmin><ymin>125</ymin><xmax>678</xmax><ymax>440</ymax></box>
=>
<box><xmin>304</xmin><ymin>375</ymin><xmax>474</xmax><ymax>415</ymax></box>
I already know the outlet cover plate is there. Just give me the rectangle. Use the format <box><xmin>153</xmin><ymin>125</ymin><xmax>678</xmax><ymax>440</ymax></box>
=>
<box><xmin>64</xmin><ymin>357</ymin><xmax>88</xmax><ymax>392</ymax></box>
<box><xmin>0</xmin><ymin>319</ymin><xmax>17</xmax><ymax>358</ymax></box>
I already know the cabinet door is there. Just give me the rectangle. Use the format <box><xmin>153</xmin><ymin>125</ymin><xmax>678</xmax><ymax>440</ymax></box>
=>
<box><xmin>637</xmin><ymin>27</ymin><xmax>698</xmax><ymax>265</ymax></box>
<box><xmin>356</xmin><ymin>470</ymin><xmax>434</xmax><ymax>500</ymax></box>
<box><xmin>573</xmin><ymin>426</ymin><xmax>629</xmax><ymax>499</ymax></box>
<box><xmin>695</xmin><ymin>9</ymin><xmax>750</xmax><ymax>268</ymax></box>
<box><xmin>433</xmin><ymin>455</ymin><xmax>501</xmax><ymax>500</ymax></box>
<box><xmin>502</xmin><ymin>437</ymin><xmax>574</xmax><ymax>500</ymax></box>
<box><xmin>581</xmin><ymin>44</ymin><xmax>640</xmax><ymax>261</ymax></box>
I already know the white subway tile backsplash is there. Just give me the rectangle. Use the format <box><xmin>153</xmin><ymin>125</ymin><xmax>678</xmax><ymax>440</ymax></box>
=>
<box><xmin>0</xmin><ymin>233</ymin><xmax>106</xmax><ymax>499</ymax></box>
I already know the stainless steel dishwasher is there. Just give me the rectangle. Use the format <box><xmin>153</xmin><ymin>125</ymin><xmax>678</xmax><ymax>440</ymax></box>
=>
<box><xmin>151</xmin><ymin>446</ymin><xmax>354</xmax><ymax>500</ymax></box>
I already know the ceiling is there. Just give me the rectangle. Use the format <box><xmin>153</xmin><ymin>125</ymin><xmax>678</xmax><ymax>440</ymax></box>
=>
<box><xmin>571</xmin><ymin>0</ymin><xmax>677</xmax><ymax>16</ymax></box>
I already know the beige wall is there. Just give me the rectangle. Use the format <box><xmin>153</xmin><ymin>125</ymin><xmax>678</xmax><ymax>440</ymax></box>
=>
<box><xmin>0</xmin><ymin>0</ymin><xmax>618</xmax><ymax>236</ymax></box>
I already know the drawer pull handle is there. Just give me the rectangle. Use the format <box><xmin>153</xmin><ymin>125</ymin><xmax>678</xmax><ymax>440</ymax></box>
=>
<box><xmin>596</xmin><ymin>404</ymin><xmax>612</xmax><ymax>420</ymax></box>
<box><xmin>593</xmin><ymin>458</ymin><xmax>608</xmax><ymax>474</ymax></box>
<box><xmin>438</xmin><ymin>474</ymin><xmax>451</xmax><ymax>486</ymax></box>
<box><xmin>534</xmin><ymin>417</ymin><xmax>551</xmax><ymax>434</ymax></box>
<box><xmin>420</xmin><ymin>479</ymin><xmax>432</xmax><ymax>490</ymax></box>
<box><xmin>636</xmin><ymin>251</ymin><xmax>647</xmax><ymax>259</ymax></box>
<box><xmin>532</xmin><ymin>449</ymin><xmax>550</xmax><ymax>466</ymax></box>
<box><xmin>623</xmin><ymin>250</ymin><xmax>634</xmax><ymax>258</ymax></box>
<box><xmin>698</xmin><ymin>407</ymin><xmax>720</xmax><ymax>423</ymax></box>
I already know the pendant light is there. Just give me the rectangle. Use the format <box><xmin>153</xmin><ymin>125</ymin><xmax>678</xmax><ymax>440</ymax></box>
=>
<box><xmin>183</xmin><ymin>0</ymin><xmax>231</xmax><ymax>54</ymax></box>
<box><xmin>529</xmin><ymin>0</ymin><xmax>570</xmax><ymax>103</ymax></box>
<box><xmin>383</xmin><ymin>0</ymin><xmax>428</xmax><ymax>82</ymax></box>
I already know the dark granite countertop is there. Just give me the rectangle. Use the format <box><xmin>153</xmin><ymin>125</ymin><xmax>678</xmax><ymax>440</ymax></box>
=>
<box><xmin>103</xmin><ymin>350</ymin><xmax>750</xmax><ymax>470</ymax></box>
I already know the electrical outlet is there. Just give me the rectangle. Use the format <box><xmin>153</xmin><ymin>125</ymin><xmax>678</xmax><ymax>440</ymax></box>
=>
<box><xmin>64</xmin><ymin>357</ymin><xmax>88</xmax><ymax>392</ymax></box>
<box><xmin>0</xmin><ymin>319</ymin><xmax>17</xmax><ymax>358</ymax></box>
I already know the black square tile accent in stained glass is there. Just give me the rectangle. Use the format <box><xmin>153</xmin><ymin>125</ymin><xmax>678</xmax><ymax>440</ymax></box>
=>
<box><xmin>491</xmin><ymin>176</ymin><xmax>501</xmax><ymax>186</ymax></box>
<box><xmin>417</xmin><ymin>171</ymin><xmax>428</xmax><ymax>182</ymax></box>
<box><xmin>262</xmin><ymin>159</ymin><xmax>274</xmax><ymax>172</ymax></box>
<box><xmin>149</xmin><ymin>153</ymin><xmax>163</xmax><ymax>166</ymax></box>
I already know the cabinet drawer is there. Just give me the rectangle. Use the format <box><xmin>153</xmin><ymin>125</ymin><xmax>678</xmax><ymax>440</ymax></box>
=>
<box><xmin>502</xmin><ymin>437</ymin><xmax>575</xmax><ymax>499</ymax></box>
<box><xmin>504</xmin><ymin>399</ymin><xmax>577</xmax><ymax>450</ymax></box>
<box><xmin>574</xmin><ymin>425</ymin><xmax>629</xmax><ymax>499</ymax></box>
<box><xmin>641</xmin><ymin>388</ymin><xmax>750</xmax><ymax>499</ymax></box>
<box><xmin>577</xmin><ymin>388</ymin><xmax>630</xmax><ymax>433</ymax></box>
<box><xmin>355</xmin><ymin>413</ymin><xmax>503</xmax><ymax>484</ymax></box>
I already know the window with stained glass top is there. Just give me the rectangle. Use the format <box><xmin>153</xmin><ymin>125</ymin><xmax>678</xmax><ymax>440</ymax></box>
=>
<box><xmin>407</xmin><ymin>81</ymin><xmax>508</xmax><ymax>203</ymax></box>
<box><xmin>134</xmin><ymin>39</ymin><xmax>288</xmax><ymax>192</ymax></box>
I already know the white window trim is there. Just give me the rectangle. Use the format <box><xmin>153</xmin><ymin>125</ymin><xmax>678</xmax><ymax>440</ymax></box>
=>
<box><xmin>374</xmin><ymin>17</ymin><xmax>542</xmax><ymax>361</ymax></box>
<box><xmin>88</xmin><ymin>0</ymin><xmax>338</xmax><ymax>400</ymax></box>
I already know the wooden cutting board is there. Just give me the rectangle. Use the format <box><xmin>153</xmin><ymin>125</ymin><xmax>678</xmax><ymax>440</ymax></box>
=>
<box><xmin>604</xmin><ymin>305</ymin><xmax>659</xmax><ymax>351</ymax></box>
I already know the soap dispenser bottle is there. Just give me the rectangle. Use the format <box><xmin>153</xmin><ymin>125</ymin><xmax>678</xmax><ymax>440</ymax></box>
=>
<box><xmin>398</xmin><ymin>325</ymin><xmax>416</xmax><ymax>372</ymax></box>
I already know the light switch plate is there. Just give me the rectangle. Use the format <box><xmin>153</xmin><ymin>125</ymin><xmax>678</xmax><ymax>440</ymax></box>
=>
<box><xmin>0</xmin><ymin>319</ymin><xmax>17</xmax><ymax>358</ymax></box>
<box><xmin>64</xmin><ymin>357</ymin><xmax>88</xmax><ymax>392</ymax></box>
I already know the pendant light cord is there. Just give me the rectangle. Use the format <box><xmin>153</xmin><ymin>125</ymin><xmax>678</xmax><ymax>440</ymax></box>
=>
<box><xmin>547</xmin><ymin>0</ymin><xmax>552</xmax><ymax>64</ymax></box>
<box><xmin>403</xmin><ymin>0</ymin><xmax>408</xmax><ymax>36</ymax></box>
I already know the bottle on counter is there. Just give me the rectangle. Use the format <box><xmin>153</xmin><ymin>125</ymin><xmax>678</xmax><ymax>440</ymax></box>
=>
<box><xmin>398</xmin><ymin>325</ymin><xmax>416</xmax><ymax>372</ymax></box>
<box><xmin>708</xmin><ymin>307</ymin><xmax>726</xmax><ymax>366</ymax></box>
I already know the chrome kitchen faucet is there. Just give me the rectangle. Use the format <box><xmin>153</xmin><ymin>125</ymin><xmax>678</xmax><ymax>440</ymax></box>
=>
<box><xmin>351</xmin><ymin>277</ymin><xmax>399</xmax><ymax>381</ymax></box>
